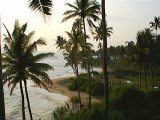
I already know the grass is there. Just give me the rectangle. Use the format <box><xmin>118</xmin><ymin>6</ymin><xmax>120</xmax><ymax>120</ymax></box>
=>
<box><xmin>58</xmin><ymin>73</ymin><xmax>159</xmax><ymax>96</ymax></box>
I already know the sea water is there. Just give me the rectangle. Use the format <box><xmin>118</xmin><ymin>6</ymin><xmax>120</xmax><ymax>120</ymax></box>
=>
<box><xmin>4</xmin><ymin>51</ymin><xmax>101</xmax><ymax>119</ymax></box>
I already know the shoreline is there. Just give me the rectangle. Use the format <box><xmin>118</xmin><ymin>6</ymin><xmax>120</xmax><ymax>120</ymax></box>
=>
<box><xmin>32</xmin><ymin>75</ymin><xmax>100</xmax><ymax>104</ymax></box>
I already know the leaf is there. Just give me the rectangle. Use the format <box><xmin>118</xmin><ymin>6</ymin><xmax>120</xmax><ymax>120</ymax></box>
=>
<box><xmin>29</xmin><ymin>0</ymin><xmax>52</xmax><ymax>16</ymax></box>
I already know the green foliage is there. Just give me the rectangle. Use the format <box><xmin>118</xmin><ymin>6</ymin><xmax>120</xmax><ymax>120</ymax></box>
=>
<box><xmin>70</xmin><ymin>96</ymin><xmax>80</xmax><ymax>105</ymax></box>
<box><xmin>68</xmin><ymin>78</ymin><xmax>78</xmax><ymax>91</ymax></box>
<box><xmin>52</xmin><ymin>86</ymin><xmax>160</xmax><ymax>120</ymax></box>
<box><xmin>68</xmin><ymin>72</ymin><xmax>104</xmax><ymax>96</ymax></box>
<box><xmin>147</xmin><ymin>90</ymin><xmax>160</xmax><ymax>116</ymax></box>
<box><xmin>108</xmin><ymin>109</ymin><xmax>125</xmax><ymax>120</ymax></box>
<box><xmin>55</xmin><ymin>104</ymin><xmax>125</xmax><ymax>120</ymax></box>
<box><xmin>113</xmin><ymin>86</ymin><xmax>159</xmax><ymax>120</ymax></box>
<box><xmin>92</xmin><ymin>81</ymin><xmax>104</xmax><ymax>96</ymax></box>
<box><xmin>68</xmin><ymin>74</ymin><xmax>88</xmax><ymax>92</ymax></box>
<box><xmin>63</xmin><ymin>107</ymin><xmax>104</xmax><ymax>120</ymax></box>
<box><xmin>52</xmin><ymin>100</ymin><xmax>81</xmax><ymax>120</ymax></box>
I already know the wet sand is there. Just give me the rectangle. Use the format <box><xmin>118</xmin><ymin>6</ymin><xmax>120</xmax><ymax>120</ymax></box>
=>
<box><xmin>33</xmin><ymin>75</ymin><xmax>100</xmax><ymax>103</ymax></box>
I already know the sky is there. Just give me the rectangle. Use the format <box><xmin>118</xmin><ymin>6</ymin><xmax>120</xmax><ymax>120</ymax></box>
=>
<box><xmin>0</xmin><ymin>0</ymin><xmax>160</xmax><ymax>52</ymax></box>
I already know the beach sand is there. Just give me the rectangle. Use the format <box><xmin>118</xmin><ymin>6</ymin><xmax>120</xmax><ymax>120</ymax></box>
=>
<box><xmin>33</xmin><ymin>75</ymin><xmax>100</xmax><ymax>104</ymax></box>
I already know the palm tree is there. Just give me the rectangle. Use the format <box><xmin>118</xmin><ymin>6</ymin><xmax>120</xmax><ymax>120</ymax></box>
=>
<box><xmin>101</xmin><ymin>0</ymin><xmax>109</xmax><ymax>119</ymax></box>
<box><xmin>62</xmin><ymin>0</ymin><xmax>100</xmax><ymax>31</ymax></box>
<box><xmin>3</xmin><ymin>20</ymin><xmax>54</xmax><ymax>120</ymax></box>
<box><xmin>150</xmin><ymin>16</ymin><xmax>160</xmax><ymax>36</ymax></box>
<box><xmin>0</xmin><ymin>1</ymin><xmax>53</xmax><ymax>119</ymax></box>
<box><xmin>55</xmin><ymin>36</ymin><xmax>67</xmax><ymax>53</ymax></box>
<box><xmin>94</xmin><ymin>22</ymin><xmax>113</xmax><ymax>42</ymax></box>
<box><xmin>64</xmin><ymin>30</ymin><xmax>85</xmax><ymax>109</ymax></box>
<box><xmin>62</xmin><ymin>0</ymin><xmax>100</xmax><ymax>109</ymax></box>
<box><xmin>127</xmin><ymin>29</ymin><xmax>152</xmax><ymax>90</ymax></box>
<box><xmin>126</xmin><ymin>41</ymin><xmax>143</xmax><ymax>88</ymax></box>
<box><xmin>93</xmin><ymin>21</ymin><xmax>113</xmax><ymax>62</ymax></box>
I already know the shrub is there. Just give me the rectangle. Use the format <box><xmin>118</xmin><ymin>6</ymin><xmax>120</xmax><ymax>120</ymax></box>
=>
<box><xmin>113</xmin><ymin>86</ymin><xmax>155</xmax><ymax>120</ymax></box>
<box><xmin>147</xmin><ymin>90</ymin><xmax>160</xmax><ymax>116</ymax></box>
<box><xmin>68</xmin><ymin>78</ymin><xmax>77</xmax><ymax>91</ymax></box>
<box><xmin>70</xmin><ymin>96</ymin><xmax>80</xmax><ymax>105</ymax></box>
<box><xmin>63</xmin><ymin>105</ymin><xmax>125</xmax><ymax>120</ymax></box>
<box><xmin>68</xmin><ymin>74</ymin><xmax>89</xmax><ymax>91</ymax></box>
<box><xmin>92</xmin><ymin>81</ymin><xmax>104</xmax><ymax>96</ymax></box>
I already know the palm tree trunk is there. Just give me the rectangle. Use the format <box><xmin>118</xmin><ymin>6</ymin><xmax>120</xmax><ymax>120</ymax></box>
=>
<box><xmin>87</xmin><ymin>68</ymin><xmax>92</xmax><ymax>109</ymax></box>
<box><xmin>152</xmin><ymin>71</ymin><xmax>154</xmax><ymax>88</ymax></box>
<box><xmin>156</xmin><ymin>30</ymin><xmax>157</xmax><ymax>37</ymax></box>
<box><xmin>82</xmin><ymin>17</ymin><xmax>92</xmax><ymax>109</ymax></box>
<box><xmin>24</xmin><ymin>79</ymin><xmax>33</xmax><ymax>120</ymax></box>
<box><xmin>139</xmin><ymin>62</ymin><xmax>142</xmax><ymax>88</ymax></box>
<box><xmin>0</xmin><ymin>18</ymin><xmax>6</xmax><ymax>119</ymax></box>
<box><xmin>102</xmin><ymin>0</ymin><xmax>109</xmax><ymax>119</ymax></box>
<box><xmin>144</xmin><ymin>70</ymin><xmax>148</xmax><ymax>92</ymax></box>
<box><xmin>75</xmin><ymin>67</ymin><xmax>82</xmax><ymax>109</ymax></box>
<box><xmin>20</xmin><ymin>79</ymin><xmax>26</xmax><ymax>120</ymax></box>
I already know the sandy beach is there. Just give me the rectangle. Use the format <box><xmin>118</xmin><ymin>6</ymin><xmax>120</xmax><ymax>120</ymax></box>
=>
<box><xmin>33</xmin><ymin>75</ymin><xmax>100</xmax><ymax>104</ymax></box>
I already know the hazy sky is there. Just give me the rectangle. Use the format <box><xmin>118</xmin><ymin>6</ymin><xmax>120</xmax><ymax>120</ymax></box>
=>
<box><xmin>0</xmin><ymin>0</ymin><xmax>160</xmax><ymax>52</ymax></box>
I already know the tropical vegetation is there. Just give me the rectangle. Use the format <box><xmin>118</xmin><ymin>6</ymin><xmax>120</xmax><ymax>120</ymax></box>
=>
<box><xmin>62</xmin><ymin>0</ymin><xmax>101</xmax><ymax>109</ymax></box>
<box><xmin>1</xmin><ymin>0</ymin><xmax>160</xmax><ymax>119</ymax></box>
<box><xmin>0</xmin><ymin>0</ymin><xmax>53</xmax><ymax>119</ymax></box>
<box><xmin>2</xmin><ymin>20</ymin><xmax>54</xmax><ymax>120</ymax></box>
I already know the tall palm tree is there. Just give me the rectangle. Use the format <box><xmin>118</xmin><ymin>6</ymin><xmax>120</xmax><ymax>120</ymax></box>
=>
<box><xmin>127</xmin><ymin>29</ymin><xmax>152</xmax><ymax>90</ymax></box>
<box><xmin>93</xmin><ymin>21</ymin><xmax>113</xmax><ymax>62</ymax></box>
<box><xmin>3</xmin><ymin>20</ymin><xmax>54</xmax><ymax>120</ymax></box>
<box><xmin>94</xmin><ymin>22</ymin><xmax>113</xmax><ymax>42</ymax></box>
<box><xmin>64</xmin><ymin>30</ymin><xmax>85</xmax><ymax>108</ymax></box>
<box><xmin>62</xmin><ymin>0</ymin><xmax>100</xmax><ymax>30</ymax></box>
<box><xmin>150</xmin><ymin>16</ymin><xmax>160</xmax><ymax>36</ymax></box>
<box><xmin>0</xmin><ymin>1</ymin><xmax>53</xmax><ymax>119</ymax></box>
<box><xmin>62</xmin><ymin>0</ymin><xmax>100</xmax><ymax>109</ymax></box>
<box><xmin>55</xmin><ymin>28</ymin><xmax>87</xmax><ymax>109</ymax></box>
<box><xmin>101</xmin><ymin>0</ymin><xmax>109</xmax><ymax>119</ymax></box>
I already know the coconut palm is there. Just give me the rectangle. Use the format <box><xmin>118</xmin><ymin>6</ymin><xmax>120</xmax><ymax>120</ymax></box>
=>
<box><xmin>3</xmin><ymin>20</ymin><xmax>54</xmax><ymax>120</ymax></box>
<box><xmin>127</xmin><ymin>29</ymin><xmax>152</xmax><ymax>91</ymax></box>
<box><xmin>80</xmin><ymin>42</ymin><xmax>94</xmax><ymax>70</ymax></box>
<box><xmin>55</xmin><ymin>36</ymin><xmax>67</xmax><ymax>53</ymax></box>
<box><xmin>94</xmin><ymin>22</ymin><xmax>113</xmax><ymax>42</ymax></box>
<box><xmin>0</xmin><ymin>1</ymin><xmax>53</xmax><ymax>119</ymax></box>
<box><xmin>150</xmin><ymin>16</ymin><xmax>160</xmax><ymax>36</ymax></box>
<box><xmin>64</xmin><ymin>30</ymin><xmax>85</xmax><ymax>108</ymax></box>
<box><xmin>93</xmin><ymin>21</ymin><xmax>113</xmax><ymax>64</ymax></box>
<box><xmin>62</xmin><ymin>0</ymin><xmax>100</xmax><ymax>31</ymax></box>
<box><xmin>55</xmin><ymin>28</ymin><xmax>87</xmax><ymax>109</ymax></box>
<box><xmin>62</xmin><ymin>0</ymin><xmax>100</xmax><ymax>109</ymax></box>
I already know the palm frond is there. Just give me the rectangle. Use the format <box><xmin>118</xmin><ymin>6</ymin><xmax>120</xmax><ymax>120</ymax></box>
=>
<box><xmin>65</xmin><ymin>3</ymin><xmax>78</xmax><ymax>10</ymax></box>
<box><xmin>29</xmin><ymin>63</ymin><xmax>53</xmax><ymax>73</ymax></box>
<box><xmin>3</xmin><ymin>24</ymin><xmax>12</xmax><ymax>41</ymax></box>
<box><xmin>31</xmin><ymin>52</ymin><xmax>54</xmax><ymax>62</ymax></box>
<box><xmin>29</xmin><ymin>0</ymin><xmax>52</xmax><ymax>16</ymax></box>
<box><xmin>29</xmin><ymin>74</ymin><xmax>50</xmax><ymax>91</ymax></box>
<box><xmin>22</xmin><ymin>31</ymin><xmax>35</xmax><ymax>49</ymax></box>
<box><xmin>62</xmin><ymin>13</ymin><xmax>79</xmax><ymax>22</ymax></box>
<box><xmin>25</xmin><ymin>39</ymin><xmax>46</xmax><ymax>54</ymax></box>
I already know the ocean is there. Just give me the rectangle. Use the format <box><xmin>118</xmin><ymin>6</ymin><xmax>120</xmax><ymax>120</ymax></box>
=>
<box><xmin>4</xmin><ymin>51</ymin><xmax>101</xmax><ymax>120</ymax></box>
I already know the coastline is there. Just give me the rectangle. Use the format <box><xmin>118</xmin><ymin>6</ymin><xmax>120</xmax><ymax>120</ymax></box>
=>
<box><xmin>32</xmin><ymin>75</ymin><xmax>100</xmax><ymax>103</ymax></box>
